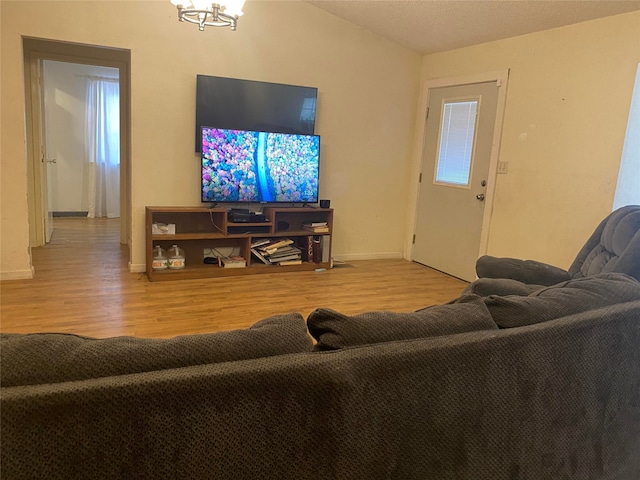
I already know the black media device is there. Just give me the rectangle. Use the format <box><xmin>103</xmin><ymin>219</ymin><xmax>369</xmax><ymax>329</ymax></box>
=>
<box><xmin>195</xmin><ymin>75</ymin><xmax>318</xmax><ymax>153</ymax></box>
<box><xmin>228</xmin><ymin>211</ymin><xmax>268</xmax><ymax>223</ymax></box>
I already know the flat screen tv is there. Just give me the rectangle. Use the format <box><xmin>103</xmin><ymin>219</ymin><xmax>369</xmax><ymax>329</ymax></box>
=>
<box><xmin>201</xmin><ymin>127</ymin><xmax>320</xmax><ymax>204</ymax></box>
<box><xmin>195</xmin><ymin>75</ymin><xmax>318</xmax><ymax>152</ymax></box>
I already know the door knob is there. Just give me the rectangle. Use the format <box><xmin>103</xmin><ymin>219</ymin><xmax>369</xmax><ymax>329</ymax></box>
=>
<box><xmin>476</xmin><ymin>193</ymin><xmax>485</xmax><ymax>201</ymax></box>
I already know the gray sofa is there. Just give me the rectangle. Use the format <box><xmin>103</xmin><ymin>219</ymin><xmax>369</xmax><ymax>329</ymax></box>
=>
<box><xmin>468</xmin><ymin>205</ymin><xmax>640</xmax><ymax>296</ymax></box>
<box><xmin>2</xmin><ymin>273</ymin><xmax>640</xmax><ymax>479</ymax></box>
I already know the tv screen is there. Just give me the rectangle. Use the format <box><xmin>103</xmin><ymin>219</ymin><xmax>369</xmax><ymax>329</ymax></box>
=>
<box><xmin>195</xmin><ymin>75</ymin><xmax>318</xmax><ymax>152</ymax></box>
<box><xmin>201</xmin><ymin>127</ymin><xmax>320</xmax><ymax>204</ymax></box>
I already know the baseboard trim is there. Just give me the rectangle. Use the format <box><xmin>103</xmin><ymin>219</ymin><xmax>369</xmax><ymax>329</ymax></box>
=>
<box><xmin>1</xmin><ymin>267</ymin><xmax>35</xmax><ymax>281</ymax></box>
<box><xmin>53</xmin><ymin>211</ymin><xmax>88</xmax><ymax>217</ymax></box>
<box><xmin>128</xmin><ymin>262</ymin><xmax>146</xmax><ymax>273</ymax></box>
<box><xmin>333</xmin><ymin>252</ymin><xmax>403</xmax><ymax>262</ymax></box>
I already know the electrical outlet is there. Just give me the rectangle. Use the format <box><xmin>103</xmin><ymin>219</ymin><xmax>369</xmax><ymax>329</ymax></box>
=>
<box><xmin>497</xmin><ymin>161</ymin><xmax>509</xmax><ymax>174</ymax></box>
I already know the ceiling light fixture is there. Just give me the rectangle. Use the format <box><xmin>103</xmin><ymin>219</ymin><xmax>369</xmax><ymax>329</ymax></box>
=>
<box><xmin>170</xmin><ymin>0</ymin><xmax>245</xmax><ymax>31</ymax></box>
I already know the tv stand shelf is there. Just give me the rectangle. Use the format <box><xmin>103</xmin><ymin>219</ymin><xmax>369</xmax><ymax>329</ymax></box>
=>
<box><xmin>145</xmin><ymin>206</ymin><xmax>333</xmax><ymax>282</ymax></box>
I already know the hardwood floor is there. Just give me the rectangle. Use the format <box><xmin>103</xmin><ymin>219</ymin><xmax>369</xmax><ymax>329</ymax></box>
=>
<box><xmin>0</xmin><ymin>218</ymin><xmax>468</xmax><ymax>338</ymax></box>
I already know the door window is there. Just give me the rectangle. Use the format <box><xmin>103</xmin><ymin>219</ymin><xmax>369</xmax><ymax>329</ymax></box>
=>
<box><xmin>434</xmin><ymin>98</ymin><xmax>479</xmax><ymax>187</ymax></box>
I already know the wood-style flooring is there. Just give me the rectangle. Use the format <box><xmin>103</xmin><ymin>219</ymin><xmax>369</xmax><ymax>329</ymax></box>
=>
<box><xmin>0</xmin><ymin>218</ymin><xmax>468</xmax><ymax>338</ymax></box>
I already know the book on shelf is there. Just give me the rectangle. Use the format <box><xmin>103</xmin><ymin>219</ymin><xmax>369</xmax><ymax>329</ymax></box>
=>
<box><xmin>250</xmin><ymin>248</ymin><xmax>270</xmax><ymax>265</ymax></box>
<box><xmin>267</xmin><ymin>247</ymin><xmax>302</xmax><ymax>263</ymax></box>
<box><xmin>259</xmin><ymin>239</ymin><xmax>294</xmax><ymax>254</ymax></box>
<box><xmin>312</xmin><ymin>236</ymin><xmax>323</xmax><ymax>263</ymax></box>
<box><xmin>302</xmin><ymin>225</ymin><xmax>329</xmax><ymax>233</ymax></box>
<box><xmin>277</xmin><ymin>259</ymin><xmax>302</xmax><ymax>266</ymax></box>
<box><xmin>252</xmin><ymin>241</ymin><xmax>303</xmax><ymax>264</ymax></box>
<box><xmin>220</xmin><ymin>256</ymin><xmax>246</xmax><ymax>268</ymax></box>
<box><xmin>266</xmin><ymin>246</ymin><xmax>298</xmax><ymax>258</ymax></box>
<box><xmin>302</xmin><ymin>221</ymin><xmax>328</xmax><ymax>228</ymax></box>
<box><xmin>300</xmin><ymin>236</ymin><xmax>314</xmax><ymax>262</ymax></box>
<box><xmin>250</xmin><ymin>239</ymin><xmax>271</xmax><ymax>248</ymax></box>
<box><xmin>271</xmin><ymin>253</ymin><xmax>303</xmax><ymax>263</ymax></box>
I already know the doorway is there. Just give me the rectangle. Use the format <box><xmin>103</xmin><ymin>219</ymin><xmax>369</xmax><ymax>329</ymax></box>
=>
<box><xmin>23</xmin><ymin>38</ymin><xmax>131</xmax><ymax>270</ymax></box>
<box><xmin>412</xmin><ymin>71</ymin><xmax>509</xmax><ymax>282</ymax></box>
<box><xmin>43</xmin><ymin>60</ymin><xmax>121</xmax><ymax>221</ymax></box>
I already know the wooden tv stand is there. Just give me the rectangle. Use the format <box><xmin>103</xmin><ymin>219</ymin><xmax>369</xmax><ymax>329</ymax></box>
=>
<box><xmin>145</xmin><ymin>206</ymin><xmax>333</xmax><ymax>282</ymax></box>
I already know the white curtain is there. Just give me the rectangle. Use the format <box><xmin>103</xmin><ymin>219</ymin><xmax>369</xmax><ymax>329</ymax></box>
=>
<box><xmin>85</xmin><ymin>77</ymin><xmax>120</xmax><ymax>218</ymax></box>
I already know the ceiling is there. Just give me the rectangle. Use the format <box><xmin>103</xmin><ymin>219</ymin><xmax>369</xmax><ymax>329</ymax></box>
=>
<box><xmin>304</xmin><ymin>0</ymin><xmax>640</xmax><ymax>55</ymax></box>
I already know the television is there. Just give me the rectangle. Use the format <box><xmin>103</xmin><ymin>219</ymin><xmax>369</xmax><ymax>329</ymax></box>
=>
<box><xmin>195</xmin><ymin>75</ymin><xmax>318</xmax><ymax>152</ymax></box>
<box><xmin>201</xmin><ymin>127</ymin><xmax>320</xmax><ymax>204</ymax></box>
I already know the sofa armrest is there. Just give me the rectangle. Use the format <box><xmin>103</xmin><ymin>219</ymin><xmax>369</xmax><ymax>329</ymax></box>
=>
<box><xmin>463</xmin><ymin>278</ymin><xmax>546</xmax><ymax>297</ymax></box>
<box><xmin>476</xmin><ymin>255</ymin><xmax>571</xmax><ymax>286</ymax></box>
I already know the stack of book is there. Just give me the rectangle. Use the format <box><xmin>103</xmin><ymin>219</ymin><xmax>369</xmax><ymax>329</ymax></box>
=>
<box><xmin>302</xmin><ymin>221</ymin><xmax>329</xmax><ymax>233</ymax></box>
<box><xmin>220</xmin><ymin>256</ymin><xmax>246</xmax><ymax>268</ymax></box>
<box><xmin>251</xmin><ymin>239</ymin><xmax>303</xmax><ymax>265</ymax></box>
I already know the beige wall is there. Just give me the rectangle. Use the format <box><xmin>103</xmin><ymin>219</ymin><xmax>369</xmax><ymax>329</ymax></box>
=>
<box><xmin>0</xmin><ymin>3</ymin><xmax>33</xmax><ymax>280</ymax></box>
<box><xmin>0</xmin><ymin>1</ymin><xmax>421</xmax><ymax>277</ymax></box>
<box><xmin>417</xmin><ymin>12</ymin><xmax>640</xmax><ymax>270</ymax></box>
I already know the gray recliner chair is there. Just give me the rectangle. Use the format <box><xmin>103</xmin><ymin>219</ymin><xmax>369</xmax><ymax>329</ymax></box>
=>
<box><xmin>466</xmin><ymin>205</ymin><xmax>640</xmax><ymax>296</ymax></box>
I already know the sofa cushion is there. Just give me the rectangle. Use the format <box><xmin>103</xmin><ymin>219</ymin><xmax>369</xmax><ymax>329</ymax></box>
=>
<box><xmin>0</xmin><ymin>313</ymin><xmax>312</xmax><ymax>387</ymax></box>
<box><xmin>484</xmin><ymin>273</ymin><xmax>640</xmax><ymax>328</ymax></box>
<box><xmin>307</xmin><ymin>294</ymin><xmax>497</xmax><ymax>350</ymax></box>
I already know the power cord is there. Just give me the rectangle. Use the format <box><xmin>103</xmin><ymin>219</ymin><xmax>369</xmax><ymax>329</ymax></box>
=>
<box><xmin>208</xmin><ymin>210</ymin><xmax>225</xmax><ymax>235</ymax></box>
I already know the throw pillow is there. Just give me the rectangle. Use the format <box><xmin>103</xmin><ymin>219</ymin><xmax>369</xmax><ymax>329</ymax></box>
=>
<box><xmin>0</xmin><ymin>313</ymin><xmax>312</xmax><ymax>387</ymax></box>
<box><xmin>307</xmin><ymin>294</ymin><xmax>497</xmax><ymax>350</ymax></box>
<box><xmin>484</xmin><ymin>273</ymin><xmax>640</xmax><ymax>328</ymax></box>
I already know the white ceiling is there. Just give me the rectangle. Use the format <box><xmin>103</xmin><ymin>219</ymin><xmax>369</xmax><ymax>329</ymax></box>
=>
<box><xmin>304</xmin><ymin>0</ymin><xmax>640</xmax><ymax>55</ymax></box>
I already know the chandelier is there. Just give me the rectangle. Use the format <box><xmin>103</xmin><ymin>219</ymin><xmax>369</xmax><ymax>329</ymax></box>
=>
<box><xmin>170</xmin><ymin>0</ymin><xmax>245</xmax><ymax>31</ymax></box>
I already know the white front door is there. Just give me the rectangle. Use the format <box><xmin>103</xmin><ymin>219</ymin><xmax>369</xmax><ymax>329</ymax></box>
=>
<box><xmin>413</xmin><ymin>80</ymin><xmax>503</xmax><ymax>281</ymax></box>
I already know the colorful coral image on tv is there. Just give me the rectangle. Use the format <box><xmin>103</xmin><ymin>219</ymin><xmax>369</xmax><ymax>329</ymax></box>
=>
<box><xmin>202</xmin><ymin>127</ymin><xmax>320</xmax><ymax>203</ymax></box>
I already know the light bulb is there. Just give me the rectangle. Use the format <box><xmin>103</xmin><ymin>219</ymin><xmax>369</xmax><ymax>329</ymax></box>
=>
<box><xmin>222</xmin><ymin>0</ymin><xmax>245</xmax><ymax>17</ymax></box>
<box><xmin>191</xmin><ymin>0</ymin><xmax>211</xmax><ymax>10</ymax></box>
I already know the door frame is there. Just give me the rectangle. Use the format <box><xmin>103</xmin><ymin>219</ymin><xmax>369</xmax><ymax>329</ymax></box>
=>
<box><xmin>25</xmin><ymin>55</ymin><xmax>49</xmax><ymax>246</ymax></box>
<box><xmin>406</xmin><ymin>70</ymin><xmax>510</xmax><ymax>265</ymax></box>
<box><xmin>23</xmin><ymin>37</ymin><xmax>131</xmax><ymax>249</ymax></box>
